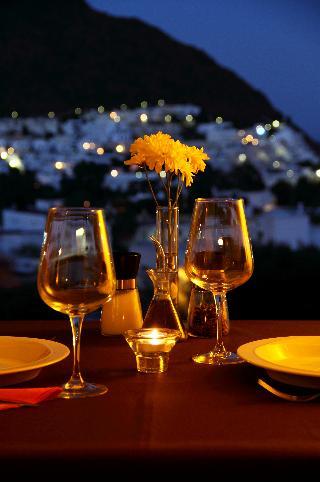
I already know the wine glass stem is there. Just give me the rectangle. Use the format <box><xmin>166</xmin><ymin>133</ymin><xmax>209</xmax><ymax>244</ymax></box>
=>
<box><xmin>213</xmin><ymin>293</ymin><xmax>227</xmax><ymax>357</ymax></box>
<box><xmin>67</xmin><ymin>314</ymin><xmax>85</xmax><ymax>387</ymax></box>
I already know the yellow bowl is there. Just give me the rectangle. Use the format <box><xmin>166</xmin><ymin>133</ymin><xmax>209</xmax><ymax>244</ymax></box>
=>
<box><xmin>238</xmin><ymin>336</ymin><xmax>320</xmax><ymax>389</ymax></box>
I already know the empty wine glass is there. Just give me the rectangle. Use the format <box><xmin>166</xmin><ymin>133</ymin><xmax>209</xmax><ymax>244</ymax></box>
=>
<box><xmin>38</xmin><ymin>207</ymin><xmax>115</xmax><ymax>398</ymax></box>
<box><xmin>185</xmin><ymin>198</ymin><xmax>253</xmax><ymax>365</ymax></box>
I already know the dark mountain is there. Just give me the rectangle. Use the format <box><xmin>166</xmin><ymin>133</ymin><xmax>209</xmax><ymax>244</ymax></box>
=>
<box><xmin>1</xmin><ymin>0</ymin><xmax>281</xmax><ymax>126</ymax></box>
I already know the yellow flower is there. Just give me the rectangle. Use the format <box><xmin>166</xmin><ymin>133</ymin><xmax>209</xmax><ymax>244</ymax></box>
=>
<box><xmin>125</xmin><ymin>131</ymin><xmax>209</xmax><ymax>186</ymax></box>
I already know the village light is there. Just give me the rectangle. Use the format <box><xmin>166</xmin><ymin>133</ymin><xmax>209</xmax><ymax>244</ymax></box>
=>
<box><xmin>256</xmin><ymin>125</ymin><xmax>265</xmax><ymax>135</ymax></box>
<box><xmin>115</xmin><ymin>144</ymin><xmax>125</xmax><ymax>153</ymax></box>
<box><xmin>273</xmin><ymin>160</ymin><xmax>280</xmax><ymax>169</ymax></box>
<box><xmin>11</xmin><ymin>111</ymin><xmax>18</xmax><ymax>119</ymax></box>
<box><xmin>1</xmin><ymin>152</ymin><xmax>8</xmax><ymax>160</ymax></box>
<box><xmin>48</xmin><ymin>111</ymin><xmax>55</xmax><ymax>119</ymax></box>
<box><xmin>110</xmin><ymin>169</ymin><xmax>118</xmax><ymax>177</ymax></box>
<box><xmin>83</xmin><ymin>142</ymin><xmax>90</xmax><ymax>150</ymax></box>
<box><xmin>97</xmin><ymin>147</ymin><xmax>104</xmax><ymax>155</ymax></box>
<box><xmin>114</xmin><ymin>115</ymin><xmax>121</xmax><ymax>123</ymax></box>
<box><xmin>97</xmin><ymin>105</ymin><xmax>105</xmax><ymax>114</ymax></box>
<box><xmin>263</xmin><ymin>203</ymin><xmax>274</xmax><ymax>212</ymax></box>
<box><xmin>158</xmin><ymin>99</ymin><xmax>165</xmax><ymax>106</ymax></box>
<box><xmin>164</xmin><ymin>114</ymin><xmax>172</xmax><ymax>123</ymax></box>
<box><xmin>238</xmin><ymin>153</ymin><xmax>247</xmax><ymax>162</ymax></box>
<box><xmin>9</xmin><ymin>156</ymin><xmax>23</xmax><ymax>170</ymax></box>
<box><xmin>272</xmin><ymin>120</ymin><xmax>280</xmax><ymax>128</ymax></box>
<box><xmin>140</xmin><ymin>113</ymin><xmax>148</xmax><ymax>123</ymax></box>
<box><xmin>135</xmin><ymin>171</ymin><xmax>143</xmax><ymax>179</ymax></box>
<box><xmin>265</xmin><ymin>124</ymin><xmax>272</xmax><ymax>131</ymax></box>
<box><xmin>185</xmin><ymin>114</ymin><xmax>193</xmax><ymax>122</ymax></box>
<box><xmin>55</xmin><ymin>161</ymin><xmax>65</xmax><ymax>170</ymax></box>
<box><xmin>7</xmin><ymin>147</ymin><xmax>15</xmax><ymax>155</ymax></box>
<box><xmin>216</xmin><ymin>116</ymin><xmax>223</xmax><ymax>124</ymax></box>
<box><xmin>316</xmin><ymin>169</ymin><xmax>320</xmax><ymax>178</ymax></box>
<box><xmin>140</xmin><ymin>101</ymin><xmax>148</xmax><ymax>108</ymax></box>
<box><xmin>74</xmin><ymin>107</ymin><xmax>82</xmax><ymax>115</ymax></box>
<box><xmin>159</xmin><ymin>171</ymin><xmax>166</xmax><ymax>178</ymax></box>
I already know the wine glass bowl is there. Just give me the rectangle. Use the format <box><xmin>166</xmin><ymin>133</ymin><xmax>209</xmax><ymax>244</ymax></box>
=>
<box><xmin>38</xmin><ymin>207</ymin><xmax>115</xmax><ymax>398</ymax></box>
<box><xmin>185</xmin><ymin>198</ymin><xmax>253</xmax><ymax>365</ymax></box>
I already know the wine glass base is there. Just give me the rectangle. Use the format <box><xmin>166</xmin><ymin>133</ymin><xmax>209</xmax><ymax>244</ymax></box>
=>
<box><xmin>59</xmin><ymin>382</ymin><xmax>108</xmax><ymax>399</ymax></box>
<box><xmin>192</xmin><ymin>351</ymin><xmax>244</xmax><ymax>365</ymax></box>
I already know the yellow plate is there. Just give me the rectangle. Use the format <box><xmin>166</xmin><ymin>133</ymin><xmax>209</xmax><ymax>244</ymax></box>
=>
<box><xmin>0</xmin><ymin>336</ymin><xmax>70</xmax><ymax>386</ymax></box>
<box><xmin>238</xmin><ymin>337</ymin><xmax>320</xmax><ymax>389</ymax></box>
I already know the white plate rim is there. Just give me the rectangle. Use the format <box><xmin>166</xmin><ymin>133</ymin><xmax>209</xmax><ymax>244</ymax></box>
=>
<box><xmin>237</xmin><ymin>336</ymin><xmax>320</xmax><ymax>378</ymax></box>
<box><xmin>0</xmin><ymin>336</ymin><xmax>70</xmax><ymax>375</ymax></box>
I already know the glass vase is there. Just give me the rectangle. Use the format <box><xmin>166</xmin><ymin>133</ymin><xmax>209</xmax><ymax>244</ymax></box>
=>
<box><xmin>155</xmin><ymin>206</ymin><xmax>179</xmax><ymax>305</ymax></box>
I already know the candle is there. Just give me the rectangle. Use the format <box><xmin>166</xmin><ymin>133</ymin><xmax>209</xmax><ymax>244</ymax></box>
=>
<box><xmin>141</xmin><ymin>329</ymin><xmax>170</xmax><ymax>351</ymax></box>
<box><xmin>124</xmin><ymin>328</ymin><xmax>180</xmax><ymax>373</ymax></box>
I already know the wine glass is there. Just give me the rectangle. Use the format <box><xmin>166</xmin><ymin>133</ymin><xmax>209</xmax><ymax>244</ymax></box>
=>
<box><xmin>37</xmin><ymin>207</ymin><xmax>115</xmax><ymax>398</ymax></box>
<box><xmin>185</xmin><ymin>198</ymin><xmax>253</xmax><ymax>365</ymax></box>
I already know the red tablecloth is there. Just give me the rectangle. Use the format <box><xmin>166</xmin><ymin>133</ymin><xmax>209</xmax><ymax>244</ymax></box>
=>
<box><xmin>1</xmin><ymin>319</ymin><xmax>320</xmax><ymax>476</ymax></box>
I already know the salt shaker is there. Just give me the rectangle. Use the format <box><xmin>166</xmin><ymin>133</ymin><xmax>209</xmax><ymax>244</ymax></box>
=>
<box><xmin>101</xmin><ymin>252</ymin><xmax>143</xmax><ymax>335</ymax></box>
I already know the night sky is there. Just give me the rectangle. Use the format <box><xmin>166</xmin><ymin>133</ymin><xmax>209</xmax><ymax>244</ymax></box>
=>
<box><xmin>88</xmin><ymin>0</ymin><xmax>320</xmax><ymax>142</ymax></box>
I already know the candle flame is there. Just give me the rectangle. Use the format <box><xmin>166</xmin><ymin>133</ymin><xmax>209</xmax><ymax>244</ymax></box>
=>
<box><xmin>151</xmin><ymin>329</ymin><xmax>161</xmax><ymax>339</ymax></box>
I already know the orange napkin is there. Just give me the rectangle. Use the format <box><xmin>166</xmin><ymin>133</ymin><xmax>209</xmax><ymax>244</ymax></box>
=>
<box><xmin>0</xmin><ymin>387</ymin><xmax>63</xmax><ymax>411</ymax></box>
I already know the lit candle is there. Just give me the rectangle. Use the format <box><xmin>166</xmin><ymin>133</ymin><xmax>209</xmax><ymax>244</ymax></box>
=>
<box><xmin>138</xmin><ymin>329</ymin><xmax>168</xmax><ymax>353</ymax></box>
<box><xmin>124</xmin><ymin>328</ymin><xmax>180</xmax><ymax>373</ymax></box>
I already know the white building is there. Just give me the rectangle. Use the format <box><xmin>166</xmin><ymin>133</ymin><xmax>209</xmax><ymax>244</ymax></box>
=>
<box><xmin>2</xmin><ymin>209</ymin><xmax>46</xmax><ymax>232</ymax></box>
<box><xmin>251</xmin><ymin>206</ymin><xmax>311</xmax><ymax>249</ymax></box>
<box><xmin>0</xmin><ymin>210</ymin><xmax>46</xmax><ymax>273</ymax></box>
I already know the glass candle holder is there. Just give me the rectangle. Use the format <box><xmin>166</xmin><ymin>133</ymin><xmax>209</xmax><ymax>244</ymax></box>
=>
<box><xmin>124</xmin><ymin>328</ymin><xmax>180</xmax><ymax>373</ymax></box>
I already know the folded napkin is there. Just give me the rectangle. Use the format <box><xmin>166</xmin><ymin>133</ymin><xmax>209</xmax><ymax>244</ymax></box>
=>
<box><xmin>0</xmin><ymin>387</ymin><xmax>62</xmax><ymax>411</ymax></box>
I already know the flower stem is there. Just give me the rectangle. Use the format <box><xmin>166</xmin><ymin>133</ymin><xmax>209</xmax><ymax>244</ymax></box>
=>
<box><xmin>160</xmin><ymin>172</ymin><xmax>168</xmax><ymax>196</ymax></box>
<box><xmin>144</xmin><ymin>166</ymin><xmax>159</xmax><ymax>206</ymax></box>
<box><xmin>174</xmin><ymin>174</ymin><xmax>183</xmax><ymax>207</ymax></box>
<box><xmin>167</xmin><ymin>172</ymin><xmax>173</xmax><ymax>208</ymax></box>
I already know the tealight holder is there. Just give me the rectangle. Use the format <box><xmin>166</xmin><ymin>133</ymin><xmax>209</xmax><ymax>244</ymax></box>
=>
<box><xmin>124</xmin><ymin>328</ymin><xmax>181</xmax><ymax>373</ymax></box>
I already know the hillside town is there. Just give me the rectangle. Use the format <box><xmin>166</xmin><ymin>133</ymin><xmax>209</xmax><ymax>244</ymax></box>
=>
<box><xmin>0</xmin><ymin>101</ymin><xmax>320</xmax><ymax>275</ymax></box>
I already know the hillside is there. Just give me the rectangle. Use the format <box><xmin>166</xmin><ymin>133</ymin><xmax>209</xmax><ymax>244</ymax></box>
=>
<box><xmin>0</xmin><ymin>0</ymin><xmax>282</xmax><ymax>127</ymax></box>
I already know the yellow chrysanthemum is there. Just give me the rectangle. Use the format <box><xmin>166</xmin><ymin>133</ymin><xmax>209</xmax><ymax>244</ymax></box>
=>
<box><xmin>125</xmin><ymin>131</ymin><xmax>209</xmax><ymax>186</ymax></box>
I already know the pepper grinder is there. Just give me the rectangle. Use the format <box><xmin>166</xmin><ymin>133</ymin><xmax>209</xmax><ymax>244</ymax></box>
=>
<box><xmin>101</xmin><ymin>252</ymin><xmax>143</xmax><ymax>335</ymax></box>
<box><xmin>187</xmin><ymin>285</ymin><xmax>230</xmax><ymax>338</ymax></box>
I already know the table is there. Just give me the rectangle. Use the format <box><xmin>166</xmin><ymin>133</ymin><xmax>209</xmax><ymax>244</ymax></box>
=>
<box><xmin>1</xmin><ymin>319</ymin><xmax>320</xmax><ymax>477</ymax></box>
